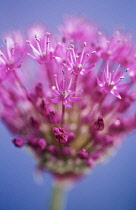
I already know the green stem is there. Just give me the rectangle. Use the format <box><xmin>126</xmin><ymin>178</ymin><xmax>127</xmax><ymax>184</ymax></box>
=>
<box><xmin>61</xmin><ymin>104</ymin><xmax>65</xmax><ymax>126</ymax></box>
<box><xmin>49</xmin><ymin>181</ymin><xmax>66</xmax><ymax>210</ymax></box>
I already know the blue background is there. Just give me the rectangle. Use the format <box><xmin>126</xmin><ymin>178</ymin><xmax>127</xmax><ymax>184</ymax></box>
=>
<box><xmin>0</xmin><ymin>0</ymin><xmax>136</xmax><ymax>209</ymax></box>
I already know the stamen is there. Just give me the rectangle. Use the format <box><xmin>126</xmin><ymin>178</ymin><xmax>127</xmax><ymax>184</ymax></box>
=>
<box><xmin>26</xmin><ymin>40</ymin><xmax>30</xmax><ymax>43</ymax></box>
<box><xmin>120</xmin><ymin>76</ymin><xmax>125</xmax><ymax>80</ymax></box>
<box><xmin>80</xmin><ymin>42</ymin><xmax>86</xmax><ymax>63</ymax></box>
<box><xmin>54</xmin><ymin>74</ymin><xmax>59</xmax><ymax>91</ymax></box>
<box><xmin>35</xmin><ymin>35</ymin><xmax>40</xmax><ymax>42</ymax></box>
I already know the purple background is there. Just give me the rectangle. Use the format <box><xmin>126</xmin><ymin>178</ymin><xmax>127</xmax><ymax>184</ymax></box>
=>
<box><xmin>0</xmin><ymin>0</ymin><xmax>136</xmax><ymax>209</ymax></box>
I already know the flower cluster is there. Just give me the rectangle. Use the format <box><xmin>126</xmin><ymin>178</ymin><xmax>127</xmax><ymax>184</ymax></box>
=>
<box><xmin>1</xmin><ymin>16</ymin><xmax>136</xmax><ymax>180</ymax></box>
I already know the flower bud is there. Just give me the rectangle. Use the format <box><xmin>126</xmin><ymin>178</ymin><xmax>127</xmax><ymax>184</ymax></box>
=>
<box><xmin>12</xmin><ymin>137</ymin><xmax>24</xmax><ymax>147</ymax></box>
<box><xmin>78</xmin><ymin>149</ymin><xmax>88</xmax><ymax>159</ymax></box>
<box><xmin>93</xmin><ymin>117</ymin><xmax>104</xmax><ymax>131</ymax></box>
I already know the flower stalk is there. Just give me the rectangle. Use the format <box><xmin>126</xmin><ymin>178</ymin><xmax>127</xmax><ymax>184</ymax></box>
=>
<box><xmin>50</xmin><ymin>181</ymin><xmax>67</xmax><ymax>210</ymax></box>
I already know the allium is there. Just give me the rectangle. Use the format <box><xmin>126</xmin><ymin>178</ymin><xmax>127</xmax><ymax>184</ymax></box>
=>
<box><xmin>1</xmin><ymin>16</ymin><xmax>136</xmax><ymax>210</ymax></box>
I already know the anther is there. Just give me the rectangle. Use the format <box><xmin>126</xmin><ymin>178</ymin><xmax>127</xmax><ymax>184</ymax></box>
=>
<box><xmin>92</xmin><ymin>51</ymin><xmax>96</xmax><ymax>54</ymax></box>
<box><xmin>98</xmin><ymin>31</ymin><xmax>102</xmax><ymax>36</ymax></box>
<box><xmin>120</xmin><ymin>76</ymin><xmax>125</xmax><ymax>79</ymax></box>
<box><xmin>35</xmin><ymin>37</ymin><xmax>40</xmax><ymax>42</ymax></box>
<box><xmin>46</xmin><ymin>32</ymin><xmax>51</xmax><ymax>36</ymax></box>
<box><xmin>78</xmin><ymin>64</ymin><xmax>82</xmax><ymax>69</ymax></box>
<box><xmin>110</xmin><ymin>81</ymin><xmax>115</xmax><ymax>86</ymax></box>
<box><xmin>26</xmin><ymin>40</ymin><xmax>30</xmax><ymax>43</ymax></box>
<box><xmin>70</xmin><ymin>44</ymin><xmax>74</xmax><ymax>48</ymax></box>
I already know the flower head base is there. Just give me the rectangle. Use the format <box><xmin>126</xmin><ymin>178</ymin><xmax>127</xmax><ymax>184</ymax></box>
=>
<box><xmin>1</xmin><ymin>16</ymin><xmax>136</xmax><ymax>181</ymax></box>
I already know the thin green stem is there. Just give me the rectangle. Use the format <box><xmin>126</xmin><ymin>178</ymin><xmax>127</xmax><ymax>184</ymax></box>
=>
<box><xmin>61</xmin><ymin>104</ymin><xmax>65</xmax><ymax>126</ymax></box>
<box><xmin>49</xmin><ymin>181</ymin><xmax>66</xmax><ymax>210</ymax></box>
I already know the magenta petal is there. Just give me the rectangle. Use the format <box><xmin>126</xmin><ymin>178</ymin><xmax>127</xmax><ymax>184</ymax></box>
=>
<box><xmin>63</xmin><ymin>100</ymin><xmax>72</xmax><ymax>107</ymax></box>
<box><xmin>59</xmin><ymin>79</ymin><xmax>66</xmax><ymax>91</ymax></box>
<box><xmin>68</xmin><ymin>89</ymin><xmax>82</xmax><ymax>96</ymax></box>
<box><xmin>51</xmin><ymin>97</ymin><xmax>61</xmax><ymax>103</ymax></box>
<box><xmin>0</xmin><ymin>68</ymin><xmax>8</xmax><ymax>82</ymax></box>
<box><xmin>50</xmin><ymin>86</ymin><xmax>60</xmax><ymax>96</ymax></box>
<box><xmin>110</xmin><ymin>89</ymin><xmax>121</xmax><ymax>99</ymax></box>
<box><xmin>84</xmin><ymin>64</ymin><xmax>95</xmax><ymax>70</ymax></box>
<box><xmin>97</xmin><ymin>77</ymin><xmax>104</xmax><ymax>87</ymax></box>
<box><xmin>29</xmin><ymin>43</ymin><xmax>40</xmax><ymax>56</ymax></box>
<box><xmin>103</xmin><ymin>68</ymin><xmax>108</xmax><ymax>81</ymax></box>
<box><xmin>55</xmin><ymin>56</ymin><xmax>62</xmax><ymax>63</ymax></box>
<box><xmin>112</xmin><ymin>70</ymin><xmax>122</xmax><ymax>82</ymax></box>
<box><xmin>27</xmin><ymin>53</ymin><xmax>37</xmax><ymax>60</ymax></box>
<box><xmin>68</xmin><ymin>96</ymin><xmax>81</xmax><ymax>102</ymax></box>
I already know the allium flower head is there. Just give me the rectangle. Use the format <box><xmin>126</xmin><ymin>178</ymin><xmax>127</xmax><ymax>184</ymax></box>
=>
<box><xmin>1</xmin><ymin>16</ymin><xmax>136</xmax><ymax>181</ymax></box>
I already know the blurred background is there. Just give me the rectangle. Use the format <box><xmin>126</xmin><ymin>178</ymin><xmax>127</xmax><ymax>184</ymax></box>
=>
<box><xmin>0</xmin><ymin>0</ymin><xmax>136</xmax><ymax>209</ymax></box>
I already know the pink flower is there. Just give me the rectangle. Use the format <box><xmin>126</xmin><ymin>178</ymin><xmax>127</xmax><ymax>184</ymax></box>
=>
<box><xmin>0</xmin><ymin>31</ymin><xmax>25</xmax><ymax>71</ymax></box>
<box><xmin>26</xmin><ymin>25</ymin><xmax>53</xmax><ymax>64</ymax></box>
<box><xmin>50</xmin><ymin>75</ymin><xmax>82</xmax><ymax>107</ymax></box>
<box><xmin>59</xmin><ymin>15</ymin><xmax>97</xmax><ymax>42</ymax></box>
<box><xmin>97</xmin><ymin>30</ymin><xmax>134</xmax><ymax>65</ymax></box>
<box><xmin>97</xmin><ymin>63</ymin><xmax>129</xmax><ymax>99</ymax></box>
<box><xmin>54</xmin><ymin>42</ymin><xmax>96</xmax><ymax>75</ymax></box>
